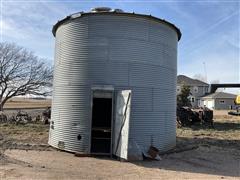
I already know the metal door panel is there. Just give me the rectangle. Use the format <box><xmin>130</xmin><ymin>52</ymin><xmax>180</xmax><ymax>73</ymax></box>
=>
<box><xmin>113</xmin><ymin>90</ymin><xmax>131</xmax><ymax>160</ymax></box>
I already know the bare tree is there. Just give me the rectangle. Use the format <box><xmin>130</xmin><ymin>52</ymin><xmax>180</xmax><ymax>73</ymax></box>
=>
<box><xmin>0</xmin><ymin>42</ymin><xmax>53</xmax><ymax>111</ymax></box>
<box><xmin>193</xmin><ymin>74</ymin><xmax>207</xmax><ymax>83</ymax></box>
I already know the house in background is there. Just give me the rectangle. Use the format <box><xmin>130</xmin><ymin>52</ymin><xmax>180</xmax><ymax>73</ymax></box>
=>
<box><xmin>200</xmin><ymin>92</ymin><xmax>236</xmax><ymax>110</ymax></box>
<box><xmin>177</xmin><ymin>75</ymin><xmax>209</xmax><ymax>107</ymax></box>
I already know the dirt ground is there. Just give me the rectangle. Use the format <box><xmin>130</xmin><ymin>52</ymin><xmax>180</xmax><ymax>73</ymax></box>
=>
<box><xmin>0</xmin><ymin>110</ymin><xmax>239</xmax><ymax>179</ymax></box>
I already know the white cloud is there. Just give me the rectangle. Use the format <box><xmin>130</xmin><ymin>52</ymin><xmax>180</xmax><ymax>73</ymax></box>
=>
<box><xmin>1</xmin><ymin>2</ymin><xmax>66</xmax><ymax>59</ymax></box>
<box><xmin>1</xmin><ymin>19</ymin><xmax>31</xmax><ymax>39</ymax></box>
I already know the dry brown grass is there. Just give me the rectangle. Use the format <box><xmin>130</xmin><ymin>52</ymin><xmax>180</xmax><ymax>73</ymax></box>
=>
<box><xmin>4</xmin><ymin>97</ymin><xmax>51</xmax><ymax>109</ymax></box>
<box><xmin>0</xmin><ymin>123</ymin><xmax>49</xmax><ymax>147</ymax></box>
<box><xmin>213</xmin><ymin>110</ymin><xmax>240</xmax><ymax>120</ymax></box>
<box><xmin>177</xmin><ymin>113</ymin><xmax>240</xmax><ymax>150</ymax></box>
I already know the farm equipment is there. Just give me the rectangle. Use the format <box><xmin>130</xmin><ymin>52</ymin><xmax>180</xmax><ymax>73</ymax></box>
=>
<box><xmin>177</xmin><ymin>106</ymin><xmax>213</xmax><ymax>127</ymax></box>
<box><xmin>2</xmin><ymin>110</ymin><xmax>33</xmax><ymax>124</ymax></box>
<box><xmin>15</xmin><ymin>111</ymin><xmax>32</xmax><ymax>124</ymax></box>
<box><xmin>228</xmin><ymin>95</ymin><xmax>240</xmax><ymax>116</ymax></box>
<box><xmin>42</xmin><ymin>107</ymin><xmax>51</xmax><ymax>124</ymax></box>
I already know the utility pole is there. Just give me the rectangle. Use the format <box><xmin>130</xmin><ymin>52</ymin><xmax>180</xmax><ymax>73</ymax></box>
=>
<box><xmin>203</xmin><ymin>62</ymin><xmax>207</xmax><ymax>83</ymax></box>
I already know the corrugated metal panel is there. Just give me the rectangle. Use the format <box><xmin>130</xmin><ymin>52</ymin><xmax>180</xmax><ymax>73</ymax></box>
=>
<box><xmin>49</xmin><ymin>13</ymin><xmax>179</xmax><ymax>155</ymax></box>
<box><xmin>88</xmin><ymin>16</ymin><xmax>149</xmax><ymax>41</ymax></box>
<box><xmin>49</xmin><ymin>85</ymin><xmax>91</xmax><ymax>153</ymax></box>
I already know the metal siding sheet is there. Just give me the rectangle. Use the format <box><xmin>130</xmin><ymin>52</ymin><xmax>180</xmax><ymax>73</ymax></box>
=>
<box><xmin>88</xmin><ymin>16</ymin><xmax>149</xmax><ymax>41</ymax></box>
<box><xmin>49</xmin><ymin>85</ymin><xmax>91</xmax><ymax>153</ymax></box>
<box><xmin>130</xmin><ymin>63</ymin><xmax>176</xmax><ymax>89</ymax></box>
<box><xmin>130</xmin><ymin>87</ymin><xmax>153</xmax><ymax>112</ymax></box>
<box><xmin>49</xmin><ymin>14</ymin><xmax>178</xmax><ymax>154</ymax></box>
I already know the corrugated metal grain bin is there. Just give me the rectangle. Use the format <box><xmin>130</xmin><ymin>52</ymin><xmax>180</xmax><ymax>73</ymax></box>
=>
<box><xmin>48</xmin><ymin>7</ymin><xmax>181</xmax><ymax>160</ymax></box>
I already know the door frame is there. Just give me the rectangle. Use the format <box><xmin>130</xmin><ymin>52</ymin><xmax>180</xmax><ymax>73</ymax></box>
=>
<box><xmin>89</xmin><ymin>85</ymin><xmax>114</xmax><ymax>155</ymax></box>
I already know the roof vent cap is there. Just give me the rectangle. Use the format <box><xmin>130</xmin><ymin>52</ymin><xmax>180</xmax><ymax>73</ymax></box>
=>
<box><xmin>91</xmin><ymin>7</ymin><xmax>112</xmax><ymax>13</ymax></box>
<box><xmin>70</xmin><ymin>12</ymin><xmax>82</xmax><ymax>19</ymax></box>
<box><xmin>113</xmin><ymin>9</ymin><xmax>124</xmax><ymax>13</ymax></box>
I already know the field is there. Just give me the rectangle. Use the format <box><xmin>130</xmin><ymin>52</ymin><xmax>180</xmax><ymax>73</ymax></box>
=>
<box><xmin>4</xmin><ymin>97</ymin><xmax>51</xmax><ymax>110</ymax></box>
<box><xmin>0</xmin><ymin>109</ymin><xmax>240</xmax><ymax>179</ymax></box>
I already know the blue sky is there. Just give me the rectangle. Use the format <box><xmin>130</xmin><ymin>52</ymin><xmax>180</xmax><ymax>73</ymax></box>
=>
<box><xmin>1</xmin><ymin>0</ymin><xmax>239</xmax><ymax>93</ymax></box>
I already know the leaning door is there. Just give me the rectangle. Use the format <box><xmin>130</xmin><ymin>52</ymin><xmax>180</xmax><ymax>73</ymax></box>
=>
<box><xmin>113</xmin><ymin>90</ymin><xmax>132</xmax><ymax>160</ymax></box>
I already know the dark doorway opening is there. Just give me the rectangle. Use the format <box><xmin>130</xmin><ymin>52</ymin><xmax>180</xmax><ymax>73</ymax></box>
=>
<box><xmin>91</xmin><ymin>97</ymin><xmax>112</xmax><ymax>154</ymax></box>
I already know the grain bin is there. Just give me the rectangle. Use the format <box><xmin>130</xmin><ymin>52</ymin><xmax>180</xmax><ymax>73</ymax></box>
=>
<box><xmin>48</xmin><ymin>7</ymin><xmax>181</xmax><ymax>160</ymax></box>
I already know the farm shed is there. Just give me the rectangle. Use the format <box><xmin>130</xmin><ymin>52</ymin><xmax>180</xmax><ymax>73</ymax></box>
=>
<box><xmin>48</xmin><ymin>7</ymin><xmax>181</xmax><ymax>160</ymax></box>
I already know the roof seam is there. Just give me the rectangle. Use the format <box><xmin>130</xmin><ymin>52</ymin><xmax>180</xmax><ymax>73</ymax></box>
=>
<box><xmin>52</xmin><ymin>12</ymin><xmax>181</xmax><ymax>40</ymax></box>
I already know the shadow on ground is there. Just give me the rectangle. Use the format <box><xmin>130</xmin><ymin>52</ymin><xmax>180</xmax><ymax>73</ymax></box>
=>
<box><xmin>132</xmin><ymin>136</ymin><xmax>240</xmax><ymax>178</ymax></box>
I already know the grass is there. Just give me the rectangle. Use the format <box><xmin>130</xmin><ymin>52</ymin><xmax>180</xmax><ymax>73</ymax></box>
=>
<box><xmin>177</xmin><ymin>118</ymin><xmax>240</xmax><ymax>150</ymax></box>
<box><xmin>0</xmin><ymin>123</ymin><xmax>49</xmax><ymax>145</ymax></box>
<box><xmin>0</xmin><ymin>112</ymin><xmax>239</xmax><ymax>152</ymax></box>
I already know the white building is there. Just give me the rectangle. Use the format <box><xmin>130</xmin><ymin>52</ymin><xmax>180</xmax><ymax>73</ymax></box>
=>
<box><xmin>200</xmin><ymin>92</ymin><xmax>236</xmax><ymax>110</ymax></box>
